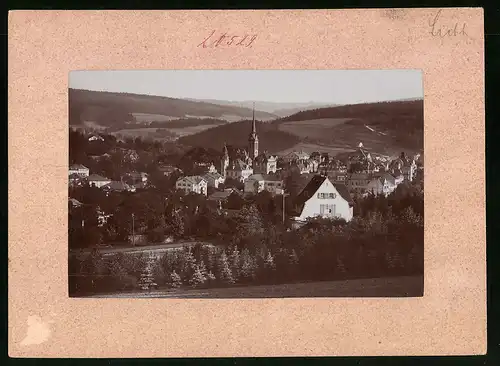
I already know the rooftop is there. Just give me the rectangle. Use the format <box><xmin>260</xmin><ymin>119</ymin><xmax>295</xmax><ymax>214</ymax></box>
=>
<box><xmin>293</xmin><ymin>175</ymin><xmax>354</xmax><ymax>215</ymax></box>
<box><xmin>178</xmin><ymin>175</ymin><xmax>207</xmax><ymax>185</ymax></box>
<box><xmin>247</xmin><ymin>173</ymin><xmax>282</xmax><ymax>182</ymax></box>
<box><xmin>102</xmin><ymin>181</ymin><xmax>134</xmax><ymax>191</ymax></box>
<box><xmin>69</xmin><ymin>164</ymin><xmax>89</xmax><ymax>170</ymax></box>
<box><xmin>87</xmin><ymin>174</ymin><xmax>111</xmax><ymax>182</ymax></box>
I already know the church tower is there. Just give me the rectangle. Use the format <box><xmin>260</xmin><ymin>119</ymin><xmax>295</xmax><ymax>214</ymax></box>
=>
<box><xmin>221</xmin><ymin>142</ymin><xmax>230</xmax><ymax>179</ymax></box>
<box><xmin>248</xmin><ymin>102</ymin><xmax>259</xmax><ymax>161</ymax></box>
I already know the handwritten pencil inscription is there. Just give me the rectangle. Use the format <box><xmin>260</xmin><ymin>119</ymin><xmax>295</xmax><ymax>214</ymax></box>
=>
<box><xmin>429</xmin><ymin>9</ymin><xmax>468</xmax><ymax>38</ymax></box>
<box><xmin>197</xmin><ymin>30</ymin><xmax>258</xmax><ymax>48</ymax></box>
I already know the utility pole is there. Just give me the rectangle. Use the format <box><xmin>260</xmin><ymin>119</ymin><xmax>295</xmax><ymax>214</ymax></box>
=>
<box><xmin>132</xmin><ymin>213</ymin><xmax>135</xmax><ymax>247</ymax></box>
<box><xmin>282</xmin><ymin>192</ymin><xmax>290</xmax><ymax>225</ymax></box>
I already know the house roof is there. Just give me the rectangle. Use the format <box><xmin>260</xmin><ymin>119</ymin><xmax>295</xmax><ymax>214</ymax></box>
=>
<box><xmin>87</xmin><ymin>174</ymin><xmax>111</xmax><ymax>182</ymax></box>
<box><xmin>293</xmin><ymin>175</ymin><xmax>354</xmax><ymax>215</ymax></box>
<box><xmin>88</xmin><ymin>135</ymin><xmax>104</xmax><ymax>140</ymax></box>
<box><xmin>208</xmin><ymin>190</ymin><xmax>234</xmax><ymax>201</ymax></box>
<box><xmin>286</xmin><ymin>151</ymin><xmax>310</xmax><ymax>160</ymax></box>
<box><xmin>254</xmin><ymin>152</ymin><xmax>277</xmax><ymax>163</ymax></box>
<box><xmin>203</xmin><ymin>172</ymin><xmax>223</xmax><ymax>180</ymax></box>
<box><xmin>69</xmin><ymin>164</ymin><xmax>88</xmax><ymax>170</ymax></box>
<box><xmin>69</xmin><ymin>173</ymin><xmax>83</xmax><ymax>180</ymax></box>
<box><xmin>102</xmin><ymin>181</ymin><xmax>134</xmax><ymax>191</ymax></box>
<box><xmin>68</xmin><ymin>198</ymin><xmax>83</xmax><ymax>207</ymax></box>
<box><xmin>228</xmin><ymin>159</ymin><xmax>251</xmax><ymax>171</ymax></box>
<box><xmin>334</xmin><ymin>183</ymin><xmax>354</xmax><ymax>204</ymax></box>
<box><xmin>380</xmin><ymin>173</ymin><xmax>397</xmax><ymax>185</ymax></box>
<box><xmin>178</xmin><ymin>175</ymin><xmax>207</xmax><ymax>185</ymax></box>
<box><xmin>247</xmin><ymin>173</ymin><xmax>282</xmax><ymax>182</ymax></box>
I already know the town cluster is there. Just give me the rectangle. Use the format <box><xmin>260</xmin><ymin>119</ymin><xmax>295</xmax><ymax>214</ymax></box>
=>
<box><xmin>69</xmin><ymin>107</ymin><xmax>420</xmax><ymax>225</ymax></box>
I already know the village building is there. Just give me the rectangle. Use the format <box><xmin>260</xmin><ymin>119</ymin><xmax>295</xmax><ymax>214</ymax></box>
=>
<box><xmin>347</xmin><ymin>169</ymin><xmax>404</xmax><ymax>196</ymax></box>
<box><xmin>309</xmin><ymin>152</ymin><xmax>323</xmax><ymax>162</ymax></box>
<box><xmin>292</xmin><ymin>159</ymin><xmax>319</xmax><ymax>175</ymax></box>
<box><xmin>253</xmin><ymin>152</ymin><xmax>278</xmax><ymax>174</ymax></box>
<box><xmin>220</xmin><ymin>105</ymin><xmax>260</xmax><ymax>182</ymax></box>
<box><xmin>283</xmin><ymin>150</ymin><xmax>310</xmax><ymax>164</ymax></box>
<box><xmin>69</xmin><ymin>173</ymin><xmax>87</xmax><ymax>188</ymax></box>
<box><xmin>243</xmin><ymin>173</ymin><xmax>285</xmax><ymax>196</ymax></box>
<box><xmin>205</xmin><ymin>162</ymin><xmax>218</xmax><ymax>174</ymax></box>
<box><xmin>207</xmin><ymin>188</ymin><xmax>243</xmax><ymax>208</ymax></box>
<box><xmin>202</xmin><ymin>172</ymin><xmax>225</xmax><ymax>188</ymax></box>
<box><xmin>125</xmin><ymin>171</ymin><xmax>148</xmax><ymax>184</ymax></box>
<box><xmin>389</xmin><ymin>152</ymin><xmax>417</xmax><ymax>182</ymax></box>
<box><xmin>102</xmin><ymin>181</ymin><xmax>136</xmax><ymax>193</ymax></box>
<box><xmin>87</xmin><ymin>174</ymin><xmax>112</xmax><ymax>188</ymax></box>
<box><xmin>68</xmin><ymin>198</ymin><xmax>83</xmax><ymax>208</ymax></box>
<box><xmin>175</xmin><ymin>175</ymin><xmax>208</xmax><ymax>196</ymax></box>
<box><xmin>365</xmin><ymin>176</ymin><xmax>395</xmax><ymax>197</ymax></box>
<box><xmin>346</xmin><ymin>173</ymin><xmax>372</xmax><ymax>193</ymax></box>
<box><xmin>69</xmin><ymin>164</ymin><xmax>90</xmax><ymax>177</ymax></box>
<box><xmin>88</xmin><ymin>134</ymin><xmax>104</xmax><ymax>142</ymax></box>
<box><xmin>292</xmin><ymin>175</ymin><xmax>354</xmax><ymax>222</ymax></box>
<box><xmin>327</xmin><ymin>171</ymin><xmax>348</xmax><ymax>184</ymax></box>
<box><xmin>224</xmin><ymin>159</ymin><xmax>254</xmax><ymax>182</ymax></box>
<box><xmin>319</xmin><ymin>159</ymin><xmax>347</xmax><ymax>176</ymax></box>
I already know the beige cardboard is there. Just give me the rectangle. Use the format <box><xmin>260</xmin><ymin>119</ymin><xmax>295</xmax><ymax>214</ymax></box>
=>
<box><xmin>8</xmin><ymin>9</ymin><xmax>485</xmax><ymax>357</ymax></box>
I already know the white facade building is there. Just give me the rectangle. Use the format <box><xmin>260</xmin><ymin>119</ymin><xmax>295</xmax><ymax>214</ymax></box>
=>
<box><xmin>243</xmin><ymin>174</ymin><xmax>284</xmax><ymax>196</ymax></box>
<box><xmin>293</xmin><ymin>175</ymin><xmax>353</xmax><ymax>222</ymax></box>
<box><xmin>202</xmin><ymin>172</ymin><xmax>225</xmax><ymax>189</ymax></box>
<box><xmin>225</xmin><ymin>159</ymin><xmax>254</xmax><ymax>182</ymax></box>
<box><xmin>69</xmin><ymin>164</ymin><xmax>90</xmax><ymax>177</ymax></box>
<box><xmin>87</xmin><ymin>174</ymin><xmax>112</xmax><ymax>188</ymax></box>
<box><xmin>176</xmin><ymin>176</ymin><xmax>208</xmax><ymax>196</ymax></box>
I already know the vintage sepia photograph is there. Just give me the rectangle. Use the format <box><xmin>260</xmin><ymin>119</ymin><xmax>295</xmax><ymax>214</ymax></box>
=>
<box><xmin>68</xmin><ymin>70</ymin><xmax>424</xmax><ymax>298</ymax></box>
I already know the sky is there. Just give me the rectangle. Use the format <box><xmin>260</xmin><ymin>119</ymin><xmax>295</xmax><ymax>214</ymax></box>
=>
<box><xmin>69</xmin><ymin>70</ymin><xmax>423</xmax><ymax>105</ymax></box>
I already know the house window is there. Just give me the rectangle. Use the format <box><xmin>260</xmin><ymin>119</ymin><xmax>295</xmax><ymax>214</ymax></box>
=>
<box><xmin>321</xmin><ymin>204</ymin><xmax>336</xmax><ymax>216</ymax></box>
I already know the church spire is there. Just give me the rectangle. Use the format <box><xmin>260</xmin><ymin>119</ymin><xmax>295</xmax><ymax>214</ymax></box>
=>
<box><xmin>252</xmin><ymin>102</ymin><xmax>256</xmax><ymax>134</ymax></box>
<box><xmin>248</xmin><ymin>102</ymin><xmax>259</xmax><ymax>161</ymax></box>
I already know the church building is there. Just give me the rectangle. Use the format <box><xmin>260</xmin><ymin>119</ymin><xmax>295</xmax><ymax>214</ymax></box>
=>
<box><xmin>220</xmin><ymin>103</ymin><xmax>261</xmax><ymax>182</ymax></box>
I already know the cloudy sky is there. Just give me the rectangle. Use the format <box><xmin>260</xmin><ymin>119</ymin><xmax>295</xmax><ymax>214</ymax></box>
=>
<box><xmin>69</xmin><ymin>70</ymin><xmax>423</xmax><ymax>105</ymax></box>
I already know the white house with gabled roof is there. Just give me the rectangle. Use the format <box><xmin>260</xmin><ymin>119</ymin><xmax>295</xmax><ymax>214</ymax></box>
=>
<box><xmin>292</xmin><ymin>175</ymin><xmax>354</xmax><ymax>222</ymax></box>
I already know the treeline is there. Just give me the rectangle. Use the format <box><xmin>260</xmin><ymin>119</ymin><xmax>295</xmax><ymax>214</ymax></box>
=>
<box><xmin>275</xmin><ymin>100</ymin><xmax>423</xmax><ymax>125</ymax></box>
<box><xmin>107</xmin><ymin>118</ymin><xmax>229</xmax><ymax>131</ymax></box>
<box><xmin>69</xmin><ymin>185</ymin><xmax>424</xmax><ymax>296</ymax></box>
<box><xmin>69</xmin><ymin>207</ymin><xmax>423</xmax><ymax>296</ymax></box>
<box><xmin>69</xmin><ymin>88</ymin><xmax>276</xmax><ymax>128</ymax></box>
